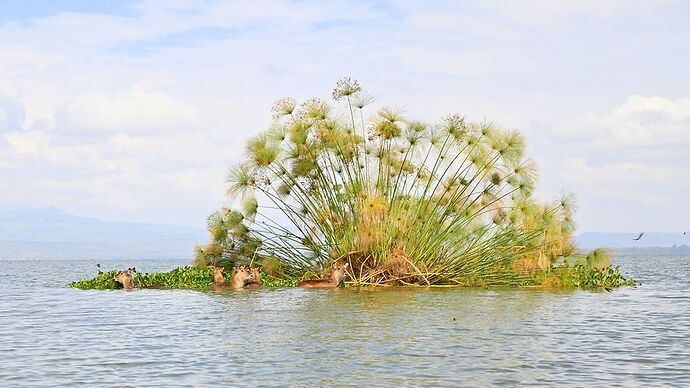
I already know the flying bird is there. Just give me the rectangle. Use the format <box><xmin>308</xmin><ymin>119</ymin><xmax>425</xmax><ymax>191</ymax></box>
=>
<box><xmin>633</xmin><ymin>232</ymin><xmax>644</xmax><ymax>241</ymax></box>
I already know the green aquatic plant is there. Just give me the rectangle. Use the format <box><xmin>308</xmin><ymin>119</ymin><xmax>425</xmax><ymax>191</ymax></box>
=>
<box><xmin>69</xmin><ymin>267</ymin><xmax>214</xmax><ymax>290</ymax></box>
<box><xmin>134</xmin><ymin>266</ymin><xmax>215</xmax><ymax>289</ymax></box>
<box><xmin>259</xmin><ymin>273</ymin><xmax>298</xmax><ymax>287</ymax></box>
<box><xmin>70</xmin><ymin>262</ymin><xmax>633</xmax><ymax>290</ymax></box>
<box><xmin>69</xmin><ymin>270</ymin><xmax>122</xmax><ymax>290</ymax></box>
<box><xmin>202</xmin><ymin>78</ymin><xmax>585</xmax><ymax>286</ymax></box>
<box><xmin>70</xmin><ymin>266</ymin><xmax>294</xmax><ymax>290</ymax></box>
<box><xmin>585</xmin><ymin>248</ymin><xmax>612</xmax><ymax>270</ymax></box>
<box><xmin>533</xmin><ymin>264</ymin><xmax>635</xmax><ymax>289</ymax></box>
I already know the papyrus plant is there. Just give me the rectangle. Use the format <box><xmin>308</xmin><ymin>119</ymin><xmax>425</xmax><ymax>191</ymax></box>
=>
<box><xmin>201</xmin><ymin>78</ymin><xmax>576</xmax><ymax>286</ymax></box>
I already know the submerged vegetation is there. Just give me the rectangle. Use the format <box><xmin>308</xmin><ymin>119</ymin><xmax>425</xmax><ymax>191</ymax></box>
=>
<box><xmin>190</xmin><ymin>78</ymin><xmax>634</xmax><ymax>289</ymax></box>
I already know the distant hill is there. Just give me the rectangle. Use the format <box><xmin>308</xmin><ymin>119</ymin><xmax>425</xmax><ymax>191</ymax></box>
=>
<box><xmin>2</xmin><ymin>208</ymin><xmax>687</xmax><ymax>259</ymax></box>
<box><xmin>0</xmin><ymin>207</ymin><xmax>207</xmax><ymax>260</ymax></box>
<box><xmin>612</xmin><ymin>245</ymin><xmax>690</xmax><ymax>255</ymax></box>
<box><xmin>576</xmin><ymin>232</ymin><xmax>690</xmax><ymax>249</ymax></box>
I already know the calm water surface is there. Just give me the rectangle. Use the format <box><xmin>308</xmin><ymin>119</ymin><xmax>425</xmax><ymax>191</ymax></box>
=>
<box><xmin>1</xmin><ymin>254</ymin><xmax>689</xmax><ymax>386</ymax></box>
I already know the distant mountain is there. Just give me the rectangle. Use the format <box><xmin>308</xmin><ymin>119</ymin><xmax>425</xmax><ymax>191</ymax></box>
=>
<box><xmin>3</xmin><ymin>208</ymin><xmax>686</xmax><ymax>259</ymax></box>
<box><xmin>613</xmin><ymin>245</ymin><xmax>690</xmax><ymax>255</ymax></box>
<box><xmin>0</xmin><ymin>207</ymin><xmax>207</xmax><ymax>260</ymax></box>
<box><xmin>576</xmin><ymin>232</ymin><xmax>690</xmax><ymax>249</ymax></box>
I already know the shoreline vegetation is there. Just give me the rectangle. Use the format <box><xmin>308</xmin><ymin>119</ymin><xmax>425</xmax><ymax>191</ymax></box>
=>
<box><xmin>71</xmin><ymin>78</ymin><xmax>635</xmax><ymax>291</ymax></box>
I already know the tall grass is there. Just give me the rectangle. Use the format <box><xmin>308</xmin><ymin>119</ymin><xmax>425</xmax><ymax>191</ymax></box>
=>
<box><xmin>196</xmin><ymin>79</ymin><xmax>605</xmax><ymax>286</ymax></box>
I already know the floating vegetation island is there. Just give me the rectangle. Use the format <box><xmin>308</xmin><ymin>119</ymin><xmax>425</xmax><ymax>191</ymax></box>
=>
<box><xmin>72</xmin><ymin>79</ymin><xmax>634</xmax><ymax>291</ymax></box>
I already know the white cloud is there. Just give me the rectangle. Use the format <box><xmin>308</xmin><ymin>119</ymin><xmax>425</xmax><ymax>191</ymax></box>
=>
<box><xmin>555</xmin><ymin>156</ymin><xmax>689</xmax><ymax>232</ymax></box>
<box><xmin>0</xmin><ymin>0</ymin><xmax>688</xmax><ymax>232</ymax></box>
<box><xmin>549</xmin><ymin>95</ymin><xmax>690</xmax><ymax>148</ymax></box>
<box><xmin>469</xmin><ymin>0</ymin><xmax>677</xmax><ymax>24</ymax></box>
<box><xmin>66</xmin><ymin>86</ymin><xmax>199</xmax><ymax>134</ymax></box>
<box><xmin>561</xmin><ymin>158</ymin><xmax>679</xmax><ymax>201</ymax></box>
<box><xmin>3</xmin><ymin>131</ymin><xmax>48</xmax><ymax>155</ymax></box>
<box><xmin>0</xmin><ymin>95</ymin><xmax>26</xmax><ymax>132</ymax></box>
<box><xmin>0</xmin><ymin>47</ymin><xmax>61</xmax><ymax>78</ymax></box>
<box><xmin>391</xmin><ymin>46</ymin><xmax>536</xmax><ymax>77</ymax></box>
<box><xmin>0</xmin><ymin>128</ymin><xmax>230</xmax><ymax>224</ymax></box>
<box><xmin>536</xmin><ymin>93</ymin><xmax>690</xmax><ymax>231</ymax></box>
<box><xmin>601</xmin><ymin>95</ymin><xmax>690</xmax><ymax>146</ymax></box>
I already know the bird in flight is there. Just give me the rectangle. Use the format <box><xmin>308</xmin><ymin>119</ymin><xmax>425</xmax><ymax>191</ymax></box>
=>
<box><xmin>633</xmin><ymin>232</ymin><xmax>644</xmax><ymax>241</ymax></box>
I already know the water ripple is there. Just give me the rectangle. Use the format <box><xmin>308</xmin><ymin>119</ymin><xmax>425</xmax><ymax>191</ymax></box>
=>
<box><xmin>0</xmin><ymin>256</ymin><xmax>689</xmax><ymax>386</ymax></box>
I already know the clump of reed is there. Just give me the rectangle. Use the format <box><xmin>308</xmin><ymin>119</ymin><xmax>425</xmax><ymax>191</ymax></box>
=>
<box><xmin>198</xmin><ymin>77</ymin><xmax>613</xmax><ymax>287</ymax></box>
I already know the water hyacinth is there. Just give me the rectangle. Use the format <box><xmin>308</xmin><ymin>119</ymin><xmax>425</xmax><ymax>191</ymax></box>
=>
<box><xmin>69</xmin><ymin>266</ymin><xmax>297</xmax><ymax>290</ymax></box>
<box><xmin>195</xmin><ymin>78</ymin><xmax>633</xmax><ymax>288</ymax></box>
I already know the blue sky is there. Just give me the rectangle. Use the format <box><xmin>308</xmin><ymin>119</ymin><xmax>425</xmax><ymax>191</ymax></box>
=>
<box><xmin>1</xmin><ymin>0</ymin><xmax>689</xmax><ymax>232</ymax></box>
<box><xmin>0</xmin><ymin>0</ymin><xmax>137</xmax><ymax>23</ymax></box>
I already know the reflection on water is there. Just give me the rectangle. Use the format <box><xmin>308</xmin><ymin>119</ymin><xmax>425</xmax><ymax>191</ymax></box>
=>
<box><xmin>0</xmin><ymin>255</ymin><xmax>689</xmax><ymax>386</ymax></box>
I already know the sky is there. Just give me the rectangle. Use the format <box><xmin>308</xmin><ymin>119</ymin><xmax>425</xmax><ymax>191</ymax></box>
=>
<box><xmin>0</xmin><ymin>0</ymin><xmax>688</xmax><ymax>232</ymax></box>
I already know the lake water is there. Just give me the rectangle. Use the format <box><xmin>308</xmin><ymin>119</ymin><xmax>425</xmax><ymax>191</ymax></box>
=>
<box><xmin>1</xmin><ymin>254</ymin><xmax>689</xmax><ymax>386</ymax></box>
